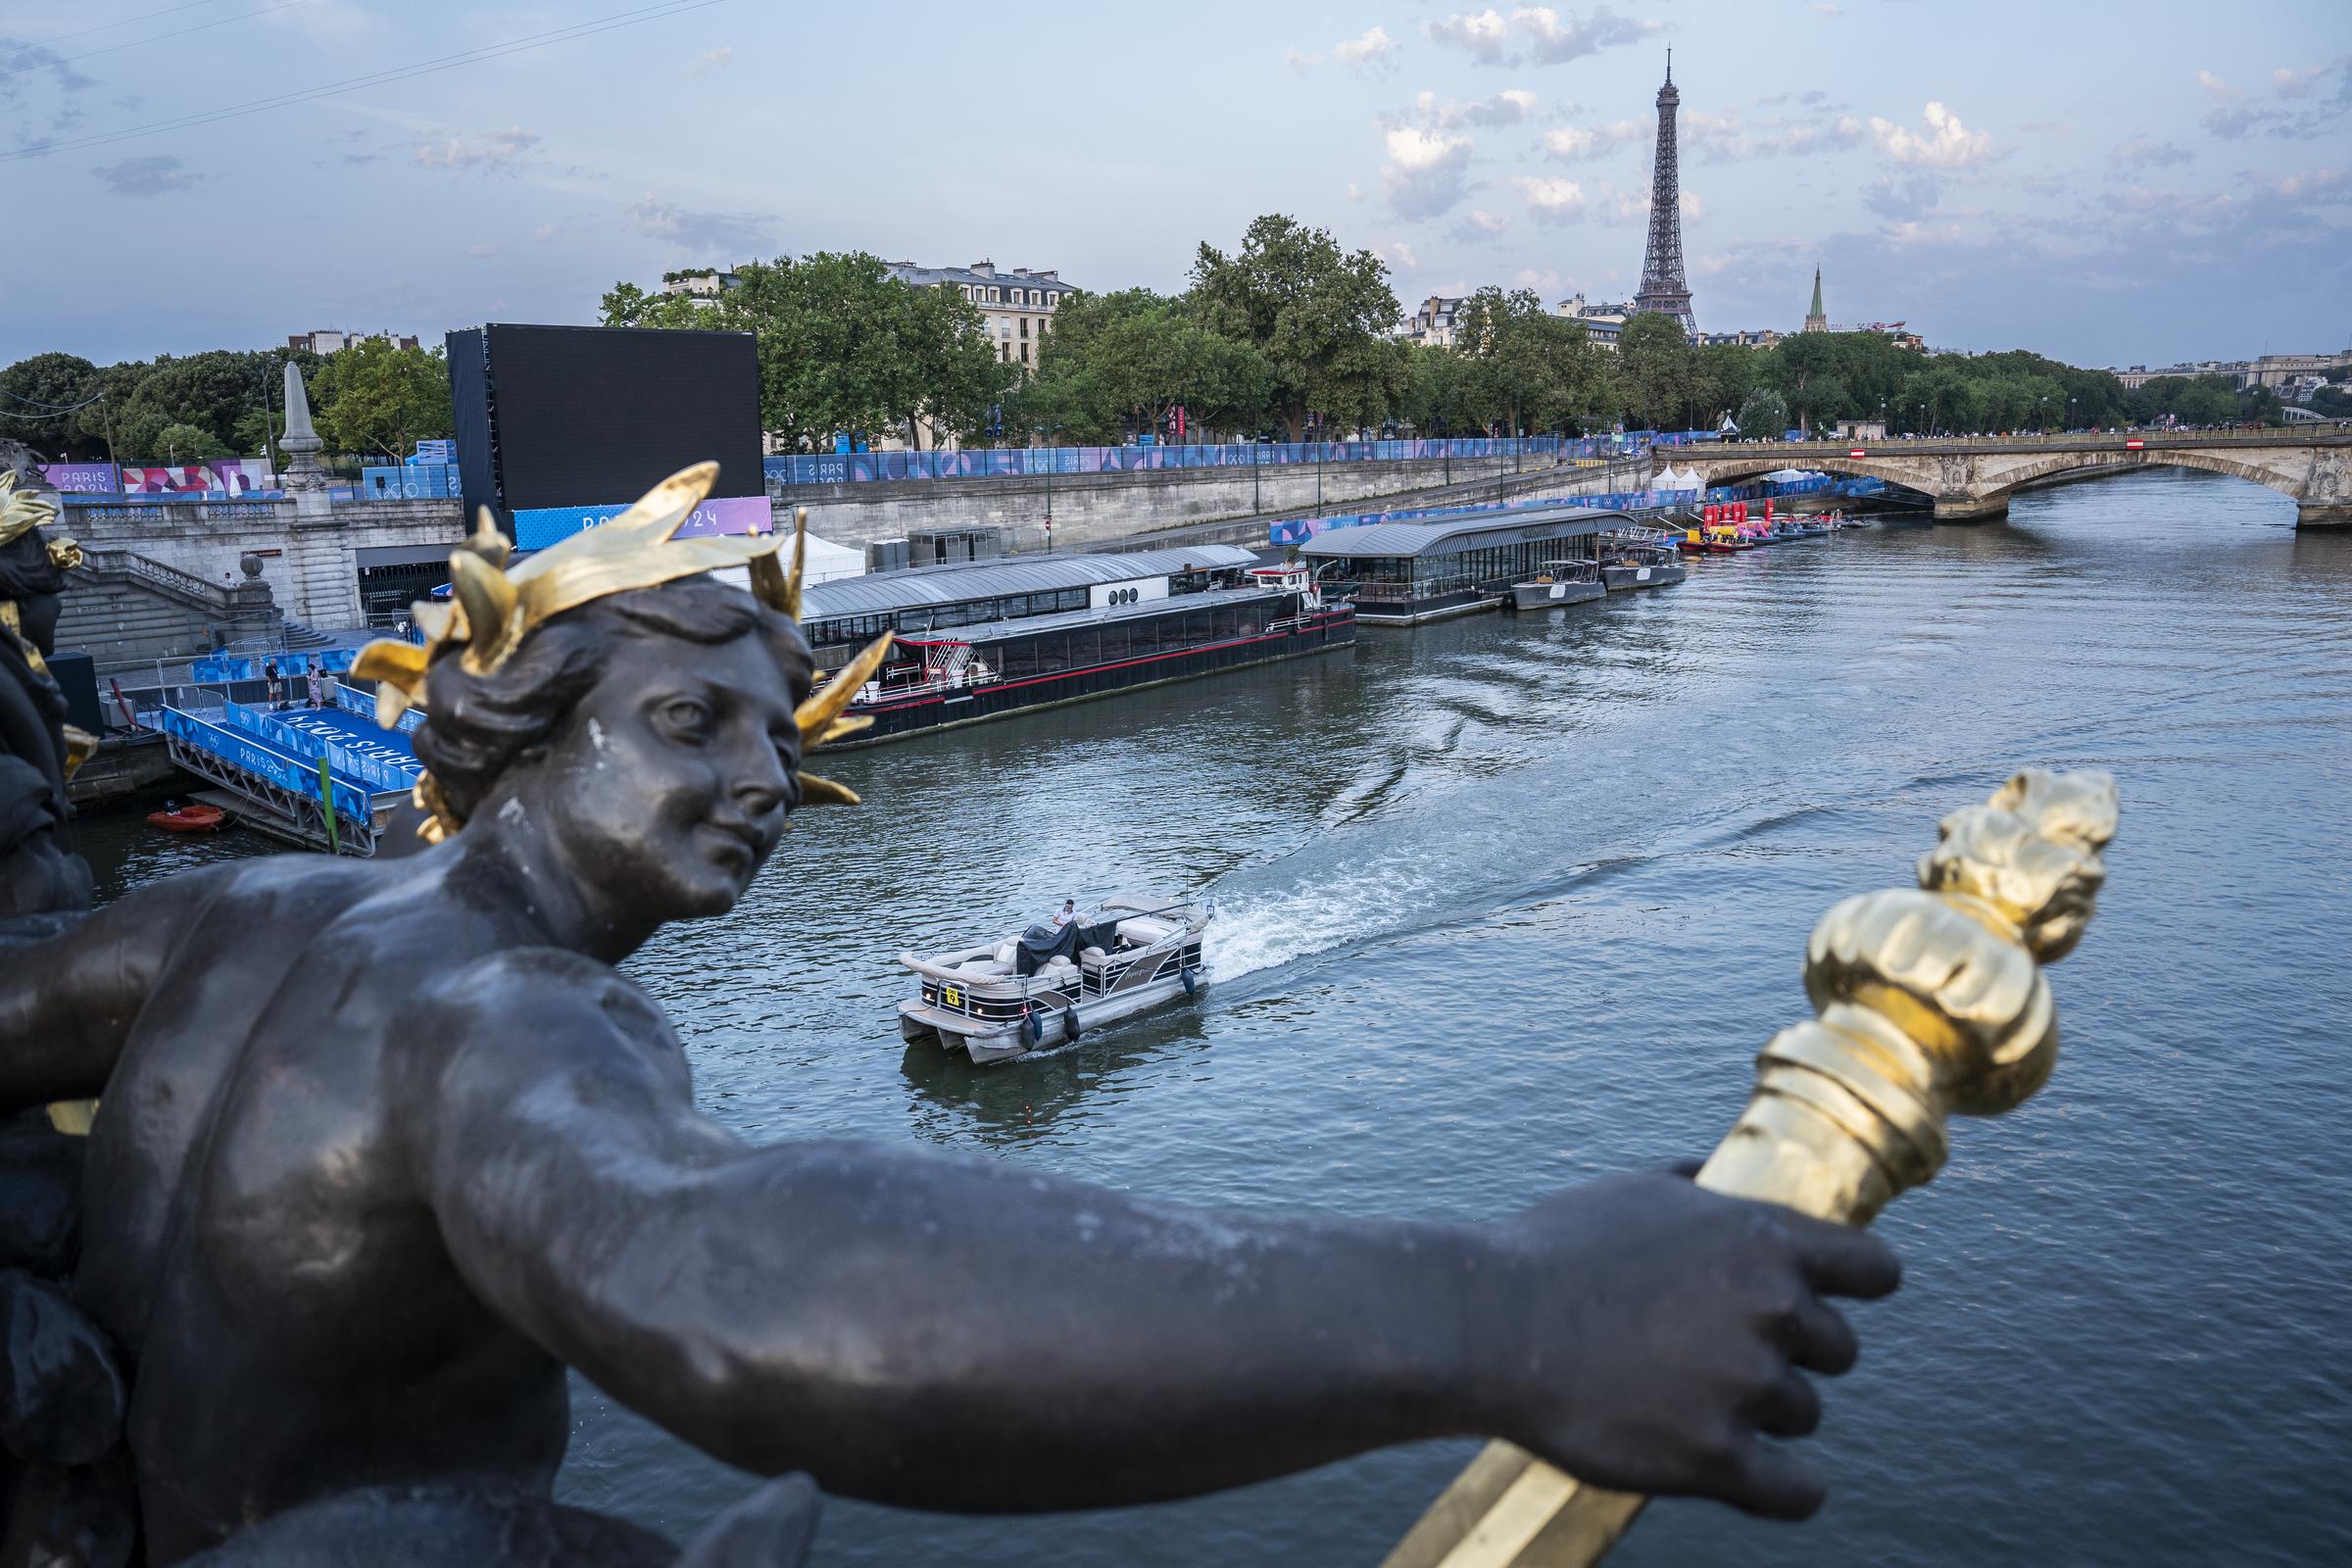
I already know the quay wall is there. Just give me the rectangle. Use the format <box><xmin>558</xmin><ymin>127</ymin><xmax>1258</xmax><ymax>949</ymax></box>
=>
<box><xmin>773</xmin><ymin>454</ymin><xmax>1583</xmax><ymax>551</ymax></box>
<box><xmin>48</xmin><ymin>458</ymin><xmax>1603</xmax><ymax>670</ymax></box>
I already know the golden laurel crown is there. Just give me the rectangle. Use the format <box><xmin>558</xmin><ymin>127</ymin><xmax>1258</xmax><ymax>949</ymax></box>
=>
<box><xmin>353</xmin><ymin>463</ymin><xmax>892</xmax><ymax>843</ymax></box>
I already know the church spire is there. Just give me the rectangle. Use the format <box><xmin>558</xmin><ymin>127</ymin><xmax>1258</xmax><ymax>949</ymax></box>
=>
<box><xmin>1804</xmin><ymin>265</ymin><xmax>1828</xmax><ymax>332</ymax></box>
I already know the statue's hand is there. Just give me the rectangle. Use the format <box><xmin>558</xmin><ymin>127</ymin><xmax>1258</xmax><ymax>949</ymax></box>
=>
<box><xmin>1488</xmin><ymin>1168</ymin><xmax>1900</xmax><ymax>1520</ymax></box>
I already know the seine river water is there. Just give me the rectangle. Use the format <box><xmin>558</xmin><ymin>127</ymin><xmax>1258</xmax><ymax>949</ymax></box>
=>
<box><xmin>78</xmin><ymin>467</ymin><xmax>2351</xmax><ymax>1566</ymax></box>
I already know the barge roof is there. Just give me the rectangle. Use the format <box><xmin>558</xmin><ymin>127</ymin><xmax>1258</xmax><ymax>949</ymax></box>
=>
<box><xmin>802</xmin><ymin>545</ymin><xmax>1257</xmax><ymax>621</ymax></box>
<box><xmin>1299</xmin><ymin>507</ymin><xmax>1629</xmax><ymax>561</ymax></box>
<box><xmin>895</xmin><ymin>580</ymin><xmax>1307</xmax><ymax>647</ymax></box>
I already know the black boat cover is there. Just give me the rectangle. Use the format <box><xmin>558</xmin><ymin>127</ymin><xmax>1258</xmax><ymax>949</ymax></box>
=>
<box><xmin>1015</xmin><ymin>917</ymin><xmax>1118</xmax><ymax>976</ymax></box>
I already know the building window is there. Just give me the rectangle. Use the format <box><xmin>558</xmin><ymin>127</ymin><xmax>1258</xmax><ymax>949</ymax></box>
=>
<box><xmin>1019</xmin><ymin>318</ymin><xmax>1028</xmax><ymax>338</ymax></box>
<box><xmin>1029</xmin><ymin>289</ymin><xmax>1040</xmax><ymax>305</ymax></box>
<box><xmin>1000</xmin><ymin>343</ymin><xmax>1009</xmax><ymax>362</ymax></box>
<box><xmin>1020</xmin><ymin>343</ymin><xmax>1029</xmax><ymax>364</ymax></box>
<box><xmin>990</xmin><ymin>287</ymin><xmax>1001</xmax><ymax>303</ymax></box>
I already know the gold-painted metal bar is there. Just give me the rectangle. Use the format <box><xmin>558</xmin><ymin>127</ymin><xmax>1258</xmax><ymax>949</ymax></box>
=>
<box><xmin>1382</xmin><ymin>768</ymin><xmax>2119</xmax><ymax>1568</ymax></box>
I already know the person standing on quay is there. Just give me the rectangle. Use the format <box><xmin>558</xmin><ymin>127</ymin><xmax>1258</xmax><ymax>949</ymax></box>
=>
<box><xmin>264</xmin><ymin>656</ymin><xmax>281</xmax><ymax>710</ymax></box>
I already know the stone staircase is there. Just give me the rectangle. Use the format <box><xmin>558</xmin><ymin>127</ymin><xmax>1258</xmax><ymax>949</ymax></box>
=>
<box><xmin>58</xmin><ymin>548</ymin><xmax>284</xmax><ymax>673</ymax></box>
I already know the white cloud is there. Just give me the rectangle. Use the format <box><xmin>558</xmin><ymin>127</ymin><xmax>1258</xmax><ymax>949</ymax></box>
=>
<box><xmin>1376</xmin><ymin>240</ymin><xmax>1422</xmax><ymax>272</ymax></box>
<box><xmin>1451</xmin><ymin>207</ymin><xmax>1512</xmax><ymax>242</ymax></box>
<box><xmin>1868</xmin><ymin>102</ymin><xmax>1992</xmax><ymax>169</ymax></box>
<box><xmin>1346</xmin><ymin>179</ymin><xmax>1365</xmax><ymax>202</ymax></box>
<box><xmin>2195</xmin><ymin>70</ymin><xmax>2237</xmax><ymax>101</ymax></box>
<box><xmin>466</xmin><ymin>243</ymin><xmax>501</xmax><ymax>259</ymax></box>
<box><xmin>1541</xmin><ymin>120</ymin><xmax>1645</xmax><ymax>162</ymax></box>
<box><xmin>622</xmin><ymin>193</ymin><xmax>771</xmax><ymax>254</ymax></box>
<box><xmin>1512</xmin><ymin>267</ymin><xmax>1562</xmax><ymax>292</ymax></box>
<box><xmin>1287</xmin><ymin>24</ymin><xmax>1399</xmax><ymax>74</ymax></box>
<box><xmin>1382</xmin><ymin>125</ymin><xmax>1475</xmax><ymax>219</ymax></box>
<box><xmin>1684</xmin><ymin>109</ymin><xmax>1864</xmax><ymax>163</ymax></box>
<box><xmin>688</xmin><ymin>46</ymin><xmax>732</xmax><ymax>77</ymax></box>
<box><xmin>415</xmin><ymin>126</ymin><xmax>542</xmax><ymax>172</ymax></box>
<box><xmin>1426</xmin><ymin>6</ymin><xmax>1654</xmax><ymax>68</ymax></box>
<box><xmin>533</xmin><ymin>222</ymin><xmax>560</xmax><ymax>242</ymax></box>
<box><xmin>1429</xmin><ymin>87</ymin><xmax>1540</xmax><ymax>127</ymax></box>
<box><xmin>1807</xmin><ymin>1</ymin><xmax>1841</xmax><ymax>16</ymax></box>
<box><xmin>1516</xmin><ymin>174</ymin><xmax>1589</xmax><ymax>223</ymax></box>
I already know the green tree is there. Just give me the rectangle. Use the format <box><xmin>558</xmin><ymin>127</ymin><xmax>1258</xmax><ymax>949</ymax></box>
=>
<box><xmin>0</xmin><ymin>353</ymin><xmax>101</xmax><ymax>457</ymax></box>
<box><xmin>1736</xmin><ymin>386</ymin><xmax>1789</xmax><ymax>437</ymax></box>
<box><xmin>1189</xmin><ymin>215</ymin><xmax>1404</xmax><ymax>440</ymax></box>
<box><xmin>1397</xmin><ymin>342</ymin><xmax>1492</xmax><ymax>436</ymax></box>
<box><xmin>1696</xmin><ymin>342</ymin><xmax>1760</xmax><ymax>429</ymax></box>
<box><xmin>313</xmin><ymin>340</ymin><xmax>454</xmax><ymax>461</ymax></box>
<box><xmin>1451</xmin><ymin>287</ymin><xmax>1611</xmax><ymax>434</ymax></box>
<box><xmin>1612</xmin><ymin>313</ymin><xmax>1704</xmax><ymax>430</ymax></box>
<box><xmin>605</xmin><ymin>254</ymin><xmax>1018</xmax><ymax>452</ymax></box>
<box><xmin>148</xmin><ymin>421</ymin><xmax>227</xmax><ymax>462</ymax></box>
<box><xmin>105</xmin><ymin>351</ymin><xmax>275</xmax><ymax>461</ymax></box>
<box><xmin>1758</xmin><ymin>332</ymin><xmax>1844</xmax><ymax>433</ymax></box>
<box><xmin>1010</xmin><ymin>288</ymin><xmax>1274</xmax><ymax>445</ymax></box>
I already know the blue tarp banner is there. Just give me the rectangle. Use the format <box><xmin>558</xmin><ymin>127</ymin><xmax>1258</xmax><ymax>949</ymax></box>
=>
<box><xmin>761</xmin><ymin>435</ymin><xmax>1623</xmax><ymax>486</ymax></box>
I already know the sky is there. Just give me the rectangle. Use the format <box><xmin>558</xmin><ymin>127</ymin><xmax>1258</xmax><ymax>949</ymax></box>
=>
<box><xmin>1</xmin><ymin>0</ymin><xmax>2346</xmax><ymax>369</ymax></box>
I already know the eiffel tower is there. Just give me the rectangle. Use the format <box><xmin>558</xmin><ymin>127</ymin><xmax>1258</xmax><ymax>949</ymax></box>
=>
<box><xmin>1633</xmin><ymin>49</ymin><xmax>1697</xmax><ymax>338</ymax></box>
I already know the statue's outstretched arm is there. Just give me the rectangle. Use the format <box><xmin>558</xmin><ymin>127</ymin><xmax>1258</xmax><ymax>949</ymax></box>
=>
<box><xmin>406</xmin><ymin>950</ymin><xmax>1895</xmax><ymax>1519</ymax></box>
<box><xmin>0</xmin><ymin>869</ymin><xmax>219</xmax><ymax>1109</ymax></box>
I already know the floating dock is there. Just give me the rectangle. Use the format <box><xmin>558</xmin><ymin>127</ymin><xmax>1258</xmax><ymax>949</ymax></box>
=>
<box><xmin>144</xmin><ymin>684</ymin><xmax>419</xmax><ymax>856</ymax></box>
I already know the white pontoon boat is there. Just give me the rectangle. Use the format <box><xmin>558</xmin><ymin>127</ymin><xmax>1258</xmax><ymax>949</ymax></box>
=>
<box><xmin>897</xmin><ymin>895</ymin><xmax>1210</xmax><ymax>1064</ymax></box>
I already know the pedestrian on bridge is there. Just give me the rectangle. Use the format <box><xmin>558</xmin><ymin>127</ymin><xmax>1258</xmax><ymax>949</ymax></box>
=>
<box><xmin>306</xmin><ymin>664</ymin><xmax>324</xmax><ymax>710</ymax></box>
<box><xmin>264</xmin><ymin>657</ymin><xmax>282</xmax><ymax>710</ymax></box>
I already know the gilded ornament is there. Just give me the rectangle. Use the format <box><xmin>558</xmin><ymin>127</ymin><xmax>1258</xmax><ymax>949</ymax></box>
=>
<box><xmin>1384</xmin><ymin>767</ymin><xmax>2121</xmax><ymax>1568</ymax></box>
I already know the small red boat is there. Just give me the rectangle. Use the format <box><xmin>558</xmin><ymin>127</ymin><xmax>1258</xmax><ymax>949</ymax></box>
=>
<box><xmin>147</xmin><ymin>803</ymin><xmax>226</xmax><ymax>834</ymax></box>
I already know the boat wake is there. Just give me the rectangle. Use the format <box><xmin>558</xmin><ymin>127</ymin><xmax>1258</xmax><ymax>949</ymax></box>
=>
<box><xmin>1200</xmin><ymin>853</ymin><xmax>1444</xmax><ymax>985</ymax></box>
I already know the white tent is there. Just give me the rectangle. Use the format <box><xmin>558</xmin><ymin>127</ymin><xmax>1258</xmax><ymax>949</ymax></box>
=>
<box><xmin>711</xmin><ymin>529</ymin><xmax>866</xmax><ymax>596</ymax></box>
<box><xmin>1762</xmin><ymin>467</ymin><xmax>1822</xmax><ymax>483</ymax></box>
<box><xmin>1660</xmin><ymin>465</ymin><xmax>1704</xmax><ymax>491</ymax></box>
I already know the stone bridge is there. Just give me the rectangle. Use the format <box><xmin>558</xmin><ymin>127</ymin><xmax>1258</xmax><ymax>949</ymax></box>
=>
<box><xmin>1655</xmin><ymin>426</ymin><xmax>2352</xmax><ymax>527</ymax></box>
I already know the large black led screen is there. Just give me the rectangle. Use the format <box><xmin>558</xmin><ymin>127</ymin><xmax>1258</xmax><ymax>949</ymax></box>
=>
<box><xmin>478</xmin><ymin>323</ymin><xmax>761</xmax><ymax>509</ymax></box>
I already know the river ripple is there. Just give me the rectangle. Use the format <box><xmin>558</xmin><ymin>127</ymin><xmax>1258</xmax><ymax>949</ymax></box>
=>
<box><xmin>79</xmin><ymin>466</ymin><xmax>2352</xmax><ymax>1566</ymax></box>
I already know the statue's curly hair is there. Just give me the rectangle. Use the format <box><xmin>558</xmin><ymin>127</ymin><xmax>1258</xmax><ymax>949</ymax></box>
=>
<box><xmin>411</xmin><ymin>574</ymin><xmax>808</xmax><ymax>824</ymax></box>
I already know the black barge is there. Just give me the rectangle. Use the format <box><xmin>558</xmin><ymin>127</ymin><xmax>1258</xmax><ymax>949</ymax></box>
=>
<box><xmin>799</xmin><ymin>547</ymin><xmax>1356</xmax><ymax>745</ymax></box>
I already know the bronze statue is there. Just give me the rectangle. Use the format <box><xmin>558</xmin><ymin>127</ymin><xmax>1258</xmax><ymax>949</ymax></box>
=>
<box><xmin>3</xmin><ymin>466</ymin><xmax>1902</xmax><ymax>1565</ymax></box>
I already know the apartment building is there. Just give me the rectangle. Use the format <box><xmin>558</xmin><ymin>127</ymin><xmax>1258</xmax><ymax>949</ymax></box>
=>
<box><xmin>884</xmin><ymin>259</ymin><xmax>1077</xmax><ymax>369</ymax></box>
<box><xmin>286</xmin><ymin>329</ymin><xmax>421</xmax><ymax>355</ymax></box>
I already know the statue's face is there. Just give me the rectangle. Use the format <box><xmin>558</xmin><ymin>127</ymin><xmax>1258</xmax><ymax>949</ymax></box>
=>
<box><xmin>528</xmin><ymin>625</ymin><xmax>813</xmax><ymax>922</ymax></box>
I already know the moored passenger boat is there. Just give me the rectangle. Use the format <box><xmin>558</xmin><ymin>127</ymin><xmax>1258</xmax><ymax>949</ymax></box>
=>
<box><xmin>1597</xmin><ymin>528</ymin><xmax>1688</xmax><ymax>590</ymax></box>
<box><xmin>795</xmin><ymin>550</ymin><xmax>1354</xmax><ymax>746</ymax></box>
<box><xmin>898</xmin><ymin>895</ymin><xmax>1210</xmax><ymax>1064</ymax></box>
<box><xmin>1300</xmin><ymin>507</ymin><xmax>1619</xmax><ymax>626</ymax></box>
<box><xmin>1508</xmin><ymin>560</ymin><xmax>1604</xmax><ymax>611</ymax></box>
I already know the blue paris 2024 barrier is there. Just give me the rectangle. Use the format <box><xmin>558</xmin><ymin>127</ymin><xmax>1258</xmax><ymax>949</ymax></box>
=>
<box><xmin>760</xmin><ymin>435</ymin><xmax>1636</xmax><ymax>486</ymax></box>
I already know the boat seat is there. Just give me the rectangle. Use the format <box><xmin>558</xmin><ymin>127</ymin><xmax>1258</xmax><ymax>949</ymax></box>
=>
<box><xmin>1080</xmin><ymin>946</ymin><xmax>1106</xmax><ymax>961</ymax></box>
<box><xmin>959</xmin><ymin>958</ymin><xmax>1012</xmax><ymax>977</ymax></box>
<box><xmin>994</xmin><ymin>941</ymin><xmax>1017</xmax><ymax>965</ymax></box>
<box><xmin>1116</xmin><ymin>917</ymin><xmax>1174</xmax><ymax>944</ymax></box>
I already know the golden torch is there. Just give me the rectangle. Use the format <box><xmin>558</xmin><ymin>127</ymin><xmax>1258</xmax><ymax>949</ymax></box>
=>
<box><xmin>1383</xmin><ymin>767</ymin><xmax>2120</xmax><ymax>1568</ymax></box>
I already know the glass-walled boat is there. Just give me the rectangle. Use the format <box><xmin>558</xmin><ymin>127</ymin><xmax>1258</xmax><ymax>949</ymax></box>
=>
<box><xmin>797</xmin><ymin>549</ymin><xmax>1355</xmax><ymax>746</ymax></box>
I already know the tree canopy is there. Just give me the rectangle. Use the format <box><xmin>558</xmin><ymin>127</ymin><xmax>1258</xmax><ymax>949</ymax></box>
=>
<box><xmin>313</xmin><ymin>339</ymin><xmax>454</xmax><ymax>462</ymax></box>
<box><xmin>603</xmin><ymin>252</ymin><xmax>1017</xmax><ymax>452</ymax></box>
<box><xmin>1189</xmin><ymin>216</ymin><xmax>1404</xmax><ymax>440</ymax></box>
<box><xmin>1008</xmin><ymin>288</ymin><xmax>1274</xmax><ymax>445</ymax></box>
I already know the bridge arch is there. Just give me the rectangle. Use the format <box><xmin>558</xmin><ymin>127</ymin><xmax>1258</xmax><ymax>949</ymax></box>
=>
<box><xmin>1966</xmin><ymin>448</ymin><xmax>2308</xmax><ymax>504</ymax></box>
<box><xmin>1666</xmin><ymin>443</ymin><xmax>2341</xmax><ymax>524</ymax></box>
<box><xmin>1666</xmin><ymin>454</ymin><xmax>1936</xmax><ymax>498</ymax></box>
